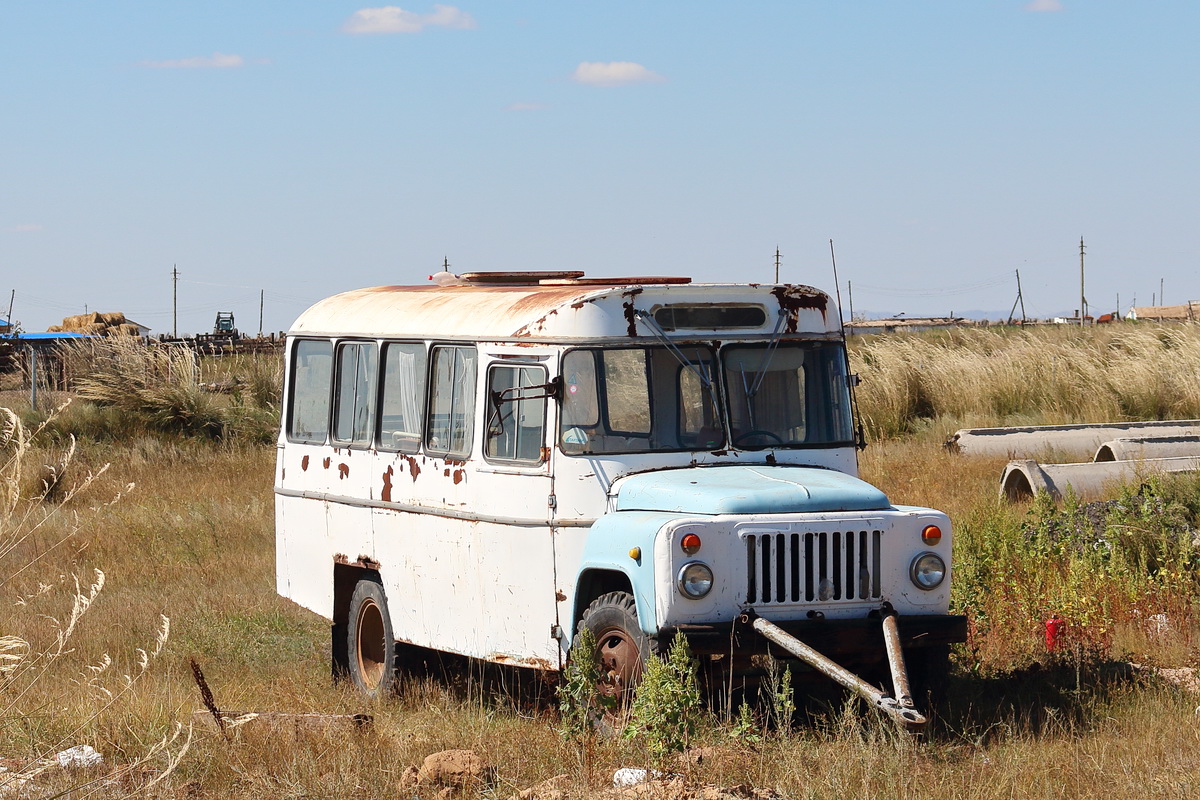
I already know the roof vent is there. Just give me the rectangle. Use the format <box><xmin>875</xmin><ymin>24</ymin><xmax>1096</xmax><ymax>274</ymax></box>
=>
<box><xmin>539</xmin><ymin>276</ymin><xmax>692</xmax><ymax>286</ymax></box>
<box><xmin>458</xmin><ymin>271</ymin><xmax>585</xmax><ymax>285</ymax></box>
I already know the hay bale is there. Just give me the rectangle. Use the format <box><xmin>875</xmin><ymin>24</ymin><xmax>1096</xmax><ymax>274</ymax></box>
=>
<box><xmin>47</xmin><ymin>325</ymin><xmax>63</xmax><ymax>332</ymax></box>
<box><xmin>80</xmin><ymin>323</ymin><xmax>106</xmax><ymax>335</ymax></box>
<box><xmin>114</xmin><ymin>323</ymin><xmax>142</xmax><ymax>337</ymax></box>
<box><xmin>97</xmin><ymin>312</ymin><xmax>126</xmax><ymax>326</ymax></box>
<box><xmin>62</xmin><ymin>313</ymin><xmax>101</xmax><ymax>330</ymax></box>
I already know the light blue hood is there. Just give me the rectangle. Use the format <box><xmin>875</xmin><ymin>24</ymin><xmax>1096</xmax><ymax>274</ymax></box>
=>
<box><xmin>613</xmin><ymin>465</ymin><xmax>890</xmax><ymax>515</ymax></box>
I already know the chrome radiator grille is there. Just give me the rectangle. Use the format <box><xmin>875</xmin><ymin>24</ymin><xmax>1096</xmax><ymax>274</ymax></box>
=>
<box><xmin>744</xmin><ymin>530</ymin><xmax>883</xmax><ymax>605</ymax></box>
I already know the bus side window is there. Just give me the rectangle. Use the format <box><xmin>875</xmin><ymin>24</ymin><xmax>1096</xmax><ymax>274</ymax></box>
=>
<box><xmin>485</xmin><ymin>365</ymin><xmax>547</xmax><ymax>464</ymax></box>
<box><xmin>333</xmin><ymin>341</ymin><xmax>378</xmax><ymax>446</ymax></box>
<box><xmin>288</xmin><ymin>339</ymin><xmax>333</xmax><ymax>443</ymax></box>
<box><xmin>379</xmin><ymin>342</ymin><xmax>427</xmax><ymax>453</ymax></box>
<box><xmin>426</xmin><ymin>345</ymin><xmax>477</xmax><ymax>458</ymax></box>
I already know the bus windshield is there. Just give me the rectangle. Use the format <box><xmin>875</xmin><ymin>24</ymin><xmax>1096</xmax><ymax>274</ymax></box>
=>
<box><xmin>558</xmin><ymin>341</ymin><xmax>854</xmax><ymax>455</ymax></box>
<box><xmin>722</xmin><ymin>342</ymin><xmax>854</xmax><ymax>448</ymax></box>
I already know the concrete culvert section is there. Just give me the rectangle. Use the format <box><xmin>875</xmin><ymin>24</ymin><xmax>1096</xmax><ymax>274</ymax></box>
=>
<box><xmin>1093</xmin><ymin>435</ymin><xmax>1200</xmax><ymax>462</ymax></box>
<box><xmin>948</xmin><ymin>420</ymin><xmax>1200</xmax><ymax>460</ymax></box>
<box><xmin>1000</xmin><ymin>457</ymin><xmax>1200</xmax><ymax>502</ymax></box>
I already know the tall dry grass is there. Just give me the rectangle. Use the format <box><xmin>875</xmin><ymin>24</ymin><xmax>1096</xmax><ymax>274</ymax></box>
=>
<box><xmin>853</xmin><ymin>324</ymin><xmax>1200</xmax><ymax>438</ymax></box>
<box><xmin>1</xmin><ymin>328</ymin><xmax>1198</xmax><ymax>796</ymax></box>
<box><xmin>1</xmin><ymin>406</ymin><xmax>189</xmax><ymax>796</ymax></box>
<box><xmin>42</xmin><ymin>338</ymin><xmax>281</xmax><ymax>443</ymax></box>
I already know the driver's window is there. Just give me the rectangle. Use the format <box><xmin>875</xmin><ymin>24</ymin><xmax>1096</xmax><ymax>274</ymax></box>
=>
<box><xmin>485</xmin><ymin>365</ymin><xmax>547</xmax><ymax>464</ymax></box>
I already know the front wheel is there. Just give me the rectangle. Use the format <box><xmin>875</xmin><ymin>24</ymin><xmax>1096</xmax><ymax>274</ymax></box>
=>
<box><xmin>577</xmin><ymin>591</ymin><xmax>655</xmax><ymax>704</ymax></box>
<box><xmin>347</xmin><ymin>579</ymin><xmax>396</xmax><ymax>698</ymax></box>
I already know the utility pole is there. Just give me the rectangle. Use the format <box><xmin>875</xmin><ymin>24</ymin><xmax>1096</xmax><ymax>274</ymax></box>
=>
<box><xmin>1160</xmin><ymin>278</ymin><xmax>1165</xmax><ymax>307</ymax></box>
<box><xmin>1007</xmin><ymin>270</ymin><xmax>1028</xmax><ymax>325</ymax></box>
<box><xmin>259</xmin><ymin>289</ymin><xmax>264</xmax><ymax>337</ymax></box>
<box><xmin>6</xmin><ymin>290</ymin><xmax>13</xmax><ymax>331</ymax></box>
<box><xmin>774</xmin><ymin>247</ymin><xmax>782</xmax><ymax>284</ymax></box>
<box><xmin>172</xmin><ymin>264</ymin><xmax>179</xmax><ymax>338</ymax></box>
<box><xmin>1079</xmin><ymin>237</ymin><xmax>1086</xmax><ymax>328</ymax></box>
<box><xmin>847</xmin><ymin>280</ymin><xmax>855</xmax><ymax>323</ymax></box>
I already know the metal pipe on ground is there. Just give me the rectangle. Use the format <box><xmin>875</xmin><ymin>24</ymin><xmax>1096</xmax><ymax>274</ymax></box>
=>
<box><xmin>1000</xmin><ymin>456</ymin><xmax>1200</xmax><ymax>502</ymax></box>
<box><xmin>749</xmin><ymin>614</ymin><xmax>927</xmax><ymax>731</ymax></box>
<box><xmin>946</xmin><ymin>420</ymin><xmax>1200</xmax><ymax>460</ymax></box>
<box><xmin>1093</xmin><ymin>435</ymin><xmax>1200</xmax><ymax>462</ymax></box>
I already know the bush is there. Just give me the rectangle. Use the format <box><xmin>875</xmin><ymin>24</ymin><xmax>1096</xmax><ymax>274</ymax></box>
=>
<box><xmin>623</xmin><ymin>634</ymin><xmax>705</xmax><ymax>760</ymax></box>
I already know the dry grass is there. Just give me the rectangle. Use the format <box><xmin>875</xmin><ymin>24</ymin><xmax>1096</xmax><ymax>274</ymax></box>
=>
<box><xmin>3</xmin><ymin>325</ymin><xmax>1200</xmax><ymax>796</ymax></box>
<box><xmin>853</xmin><ymin>324</ymin><xmax>1200</xmax><ymax>437</ymax></box>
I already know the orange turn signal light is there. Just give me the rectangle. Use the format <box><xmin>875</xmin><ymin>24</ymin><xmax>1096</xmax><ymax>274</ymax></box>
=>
<box><xmin>681</xmin><ymin>533</ymin><xmax>702</xmax><ymax>554</ymax></box>
<box><xmin>921</xmin><ymin>525</ymin><xmax>942</xmax><ymax>545</ymax></box>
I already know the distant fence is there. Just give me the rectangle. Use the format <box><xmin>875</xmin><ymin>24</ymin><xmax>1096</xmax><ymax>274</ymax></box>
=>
<box><xmin>0</xmin><ymin>334</ymin><xmax>286</xmax><ymax>403</ymax></box>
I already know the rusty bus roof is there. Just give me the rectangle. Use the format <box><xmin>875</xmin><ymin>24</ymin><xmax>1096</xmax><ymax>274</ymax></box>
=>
<box><xmin>288</xmin><ymin>281</ymin><xmax>838</xmax><ymax>342</ymax></box>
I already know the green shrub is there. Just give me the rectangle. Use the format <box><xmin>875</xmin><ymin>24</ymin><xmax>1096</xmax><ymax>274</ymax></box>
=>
<box><xmin>623</xmin><ymin>634</ymin><xmax>705</xmax><ymax>760</ymax></box>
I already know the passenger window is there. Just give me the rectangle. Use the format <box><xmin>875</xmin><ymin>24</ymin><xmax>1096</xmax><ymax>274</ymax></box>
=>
<box><xmin>288</xmin><ymin>339</ymin><xmax>333</xmax><ymax>444</ymax></box>
<box><xmin>426</xmin><ymin>346</ymin><xmax>477</xmax><ymax>458</ymax></box>
<box><xmin>485</xmin><ymin>365</ymin><xmax>547</xmax><ymax>464</ymax></box>
<box><xmin>333</xmin><ymin>342</ymin><xmax>378</xmax><ymax>446</ymax></box>
<box><xmin>379</xmin><ymin>343</ymin><xmax>427</xmax><ymax>453</ymax></box>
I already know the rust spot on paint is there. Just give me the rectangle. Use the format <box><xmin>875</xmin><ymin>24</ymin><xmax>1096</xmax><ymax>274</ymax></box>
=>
<box><xmin>401</xmin><ymin>454</ymin><xmax>421</xmax><ymax>481</ymax></box>
<box><xmin>323</xmin><ymin>457</ymin><xmax>332</xmax><ymax>469</ymax></box>
<box><xmin>621</xmin><ymin>287</ymin><xmax>644</xmax><ymax>337</ymax></box>
<box><xmin>771</xmin><ymin>285</ymin><xmax>829</xmax><ymax>333</ymax></box>
<box><xmin>301</xmin><ymin>455</ymin><xmax>310</xmax><ymax>471</ymax></box>
<box><xmin>556</xmin><ymin>590</ymin><xmax>567</xmax><ymax>602</ymax></box>
<box><xmin>444</xmin><ymin>468</ymin><xmax>451</xmax><ymax>477</ymax></box>
<box><xmin>382</xmin><ymin>466</ymin><xmax>394</xmax><ymax>502</ymax></box>
<box><xmin>335</xmin><ymin>553</ymin><xmax>381</xmax><ymax>570</ymax></box>
<box><xmin>766</xmin><ymin>452</ymin><xmax>777</xmax><ymax>465</ymax></box>
<box><xmin>338</xmin><ymin>463</ymin><xmax>350</xmax><ymax>479</ymax></box>
<box><xmin>453</xmin><ymin>469</ymin><xmax>464</xmax><ymax>485</ymax></box>
<box><xmin>540</xmin><ymin>446</ymin><xmax>551</xmax><ymax>462</ymax></box>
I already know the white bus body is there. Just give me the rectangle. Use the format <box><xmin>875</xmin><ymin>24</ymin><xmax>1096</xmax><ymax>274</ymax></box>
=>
<box><xmin>275</xmin><ymin>273</ymin><xmax>965</xmax><ymax>705</ymax></box>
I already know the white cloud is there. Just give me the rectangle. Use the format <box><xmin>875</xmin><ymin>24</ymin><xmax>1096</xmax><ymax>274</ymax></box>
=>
<box><xmin>571</xmin><ymin>61</ymin><xmax>665</xmax><ymax>88</ymax></box>
<box><xmin>506</xmin><ymin>102</ymin><xmax>547</xmax><ymax>112</ymax></box>
<box><xmin>12</xmin><ymin>223</ymin><xmax>43</xmax><ymax>233</ymax></box>
<box><xmin>1024</xmin><ymin>0</ymin><xmax>1064</xmax><ymax>11</ymax></box>
<box><xmin>140</xmin><ymin>52</ymin><xmax>245</xmax><ymax>69</ymax></box>
<box><xmin>343</xmin><ymin>5</ymin><xmax>477</xmax><ymax>34</ymax></box>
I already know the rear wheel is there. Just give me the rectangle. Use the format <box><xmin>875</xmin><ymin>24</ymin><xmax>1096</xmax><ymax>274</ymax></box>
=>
<box><xmin>347</xmin><ymin>580</ymin><xmax>396</xmax><ymax>698</ymax></box>
<box><xmin>577</xmin><ymin>591</ymin><xmax>655</xmax><ymax>704</ymax></box>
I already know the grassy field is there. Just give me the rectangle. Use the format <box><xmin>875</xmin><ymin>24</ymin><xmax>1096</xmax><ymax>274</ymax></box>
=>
<box><xmin>3</xmin><ymin>327</ymin><xmax>1200</xmax><ymax>798</ymax></box>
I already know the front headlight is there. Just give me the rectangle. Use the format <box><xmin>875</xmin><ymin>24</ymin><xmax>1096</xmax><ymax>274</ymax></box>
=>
<box><xmin>910</xmin><ymin>552</ymin><xmax>946</xmax><ymax>590</ymax></box>
<box><xmin>678</xmin><ymin>562</ymin><xmax>714</xmax><ymax>598</ymax></box>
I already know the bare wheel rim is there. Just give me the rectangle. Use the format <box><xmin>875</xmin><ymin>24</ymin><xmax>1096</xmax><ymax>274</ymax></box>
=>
<box><xmin>354</xmin><ymin>597</ymin><xmax>387</xmax><ymax>688</ymax></box>
<box><xmin>596</xmin><ymin>626</ymin><xmax>641</xmax><ymax>698</ymax></box>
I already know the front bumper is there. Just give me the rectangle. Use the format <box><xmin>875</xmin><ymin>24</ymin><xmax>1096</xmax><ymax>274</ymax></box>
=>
<box><xmin>669</xmin><ymin>611</ymin><xmax>968</xmax><ymax>667</ymax></box>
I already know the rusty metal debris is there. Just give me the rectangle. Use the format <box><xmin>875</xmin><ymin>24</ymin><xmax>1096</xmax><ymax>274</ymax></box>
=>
<box><xmin>748</xmin><ymin>613</ymin><xmax>927</xmax><ymax>731</ymax></box>
<box><xmin>189</xmin><ymin>710</ymin><xmax>372</xmax><ymax>733</ymax></box>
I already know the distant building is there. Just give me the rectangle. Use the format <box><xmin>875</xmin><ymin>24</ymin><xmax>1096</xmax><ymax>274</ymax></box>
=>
<box><xmin>1127</xmin><ymin>302</ymin><xmax>1200</xmax><ymax>322</ymax></box>
<box><xmin>845</xmin><ymin>317</ymin><xmax>968</xmax><ymax>335</ymax></box>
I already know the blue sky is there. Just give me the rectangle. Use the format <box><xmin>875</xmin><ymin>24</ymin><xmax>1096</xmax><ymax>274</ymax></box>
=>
<box><xmin>3</xmin><ymin>1</ymin><xmax>1197</xmax><ymax>334</ymax></box>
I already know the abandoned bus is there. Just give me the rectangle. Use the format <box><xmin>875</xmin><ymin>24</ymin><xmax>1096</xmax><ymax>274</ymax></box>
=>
<box><xmin>275</xmin><ymin>272</ymin><xmax>965</xmax><ymax>727</ymax></box>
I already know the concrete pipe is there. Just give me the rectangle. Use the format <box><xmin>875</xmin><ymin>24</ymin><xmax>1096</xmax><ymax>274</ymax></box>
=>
<box><xmin>947</xmin><ymin>420</ymin><xmax>1200</xmax><ymax>460</ymax></box>
<box><xmin>1000</xmin><ymin>456</ymin><xmax>1200</xmax><ymax>502</ymax></box>
<box><xmin>1093</xmin><ymin>435</ymin><xmax>1200</xmax><ymax>462</ymax></box>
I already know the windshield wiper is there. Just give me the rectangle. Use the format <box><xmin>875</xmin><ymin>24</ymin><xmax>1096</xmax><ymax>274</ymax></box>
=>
<box><xmin>633</xmin><ymin>309</ymin><xmax>725</xmax><ymax>432</ymax></box>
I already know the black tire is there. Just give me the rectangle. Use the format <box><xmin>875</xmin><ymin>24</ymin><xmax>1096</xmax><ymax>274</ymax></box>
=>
<box><xmin>347</xmin><ymin>579</ymin><xmax>397</xmax><ymax>698</ymax></box>
<box><xmin>576</xmin><ymin>591</ymin><xmax>656</xmax><ymax>704</ymax></box>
